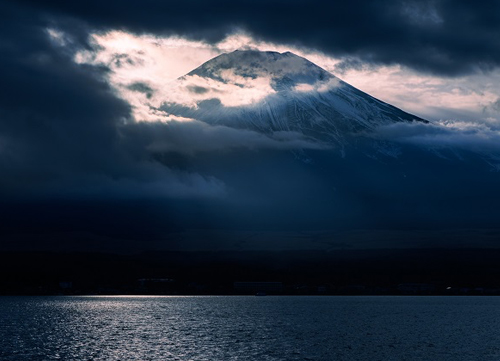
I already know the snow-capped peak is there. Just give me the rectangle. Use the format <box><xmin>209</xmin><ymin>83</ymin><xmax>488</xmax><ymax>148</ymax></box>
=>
<box><xmin>186</xmin><ymin>50</ymin><xmax>334</xmax><ymax>91</ymax></box>
<box><xmin>160</xmin><ymin>50</ymin><xmax>427</xmax><ymax>145</ymax></box>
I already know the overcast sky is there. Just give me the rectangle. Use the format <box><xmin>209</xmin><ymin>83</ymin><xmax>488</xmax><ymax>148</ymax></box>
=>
<box><xmin>4</xmin><ymin>0</ymin><xmax>500</xmax><ymax>120</ymax></box>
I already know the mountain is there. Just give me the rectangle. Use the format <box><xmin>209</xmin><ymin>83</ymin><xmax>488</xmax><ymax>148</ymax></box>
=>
<box><xmin>161</xmin><ymin>50</ymin><xmax>427</xmax><ymax>146</ymax></box>
<box><xmin>148</xmin><ymin>50</ymin><xmax>500</xmax><ymax>231</ymax></box>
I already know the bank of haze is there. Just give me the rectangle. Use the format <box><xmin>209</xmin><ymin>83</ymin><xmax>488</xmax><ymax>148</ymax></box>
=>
<box><xmin>161</xmin><ymin>50</ymin><xmax>427</xmax><ymax>146</ymax></box>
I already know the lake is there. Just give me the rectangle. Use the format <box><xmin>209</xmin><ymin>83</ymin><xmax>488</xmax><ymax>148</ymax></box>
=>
<box><xmin>1</xmin><ymin>296</ymin><xmax>499</xmax><ymax>360</ymax></box>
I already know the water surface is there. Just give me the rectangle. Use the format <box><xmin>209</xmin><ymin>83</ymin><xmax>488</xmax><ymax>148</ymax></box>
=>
<box><xmin>1</xmin><ymin>296</ymin><xmax>499</xmax><ymax>360</ymax></box>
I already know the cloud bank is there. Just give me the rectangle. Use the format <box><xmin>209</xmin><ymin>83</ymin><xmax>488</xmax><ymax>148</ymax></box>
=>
<box><xmin>372</xmin><ymin>120</ymin><xmax>500</xmax><ymax>168</ymax></box>
<box><xmin>130</xmin><ymin>121</ymin><xmax>328</xmax><ymax>156</ymax></box>
<box><xmin>11</xmin><ymin>0</ymin><xmax>500</xmax><ymax>76</ymax></box>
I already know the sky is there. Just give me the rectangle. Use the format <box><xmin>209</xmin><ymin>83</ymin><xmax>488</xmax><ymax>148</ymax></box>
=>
<box><xmin>71</xmin><ymin>29</ymin><xmax>500</xmax><ymax>125</ymax></box>
<box><xmin>1</xmin><ymin>0</ymin><xmax>500</xmax><ymax>251</ymax></box>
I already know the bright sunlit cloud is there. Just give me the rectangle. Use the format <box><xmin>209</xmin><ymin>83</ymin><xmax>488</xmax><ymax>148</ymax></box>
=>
<box><xmin>338</xmin><ymin>64</ymin><xmax>500</xmax><ymax>123</ymax></box>
<box><xmin>161</xmin><ymin>72</ymin><xmax>276</xmax><ymax>108</ymax></box>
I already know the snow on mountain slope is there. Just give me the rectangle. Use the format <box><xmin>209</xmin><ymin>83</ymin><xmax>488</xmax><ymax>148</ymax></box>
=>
<box><xmin>160</xmin><ymin>50</ymin><xmax>427</xmax><ymax>145</ymax></box>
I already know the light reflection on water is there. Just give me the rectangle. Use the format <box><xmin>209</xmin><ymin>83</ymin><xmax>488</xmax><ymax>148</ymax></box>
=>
<box><xmin>1</xmin><ymin>296</ymin><xmax>500</xmax><ymax>360</ymax></box>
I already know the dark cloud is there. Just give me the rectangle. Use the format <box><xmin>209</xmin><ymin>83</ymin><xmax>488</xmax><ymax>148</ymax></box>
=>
<box><xmin>491</xmin><ymin>98</ymin><xmax>500</xmax><ymax>112</ymax></box>
<box><xmin>372</xmin><ymin>121</ymin><xmax>500</xmax><ymax>160</ymax></box>
<box><xmin>186</xmin><ymin>85</ymin><xmax>209</xmax><ymax>95</ymax></box>
<box><xmin>127</xmin><ymin>82</ymin><xmax>154</xmax><ymax>98</ymax></box>
<box><xmin>128</xmin><ymin>120</ymin><xmax>329</xmax><ymax>156</ymax></box>
<box><xmin>333</xmin><ymin>57</ymin><xmax>370</xmax><ymax>75</ymax></box>
<box><xmin>0</xmin><ymin>3</ymin><xmax>227</xmax><ymax>201</ymax></box>
<box><xmin>8</xmin><ymin>0</ymin><xmax>500</xmax><ymax>76</ymax></box>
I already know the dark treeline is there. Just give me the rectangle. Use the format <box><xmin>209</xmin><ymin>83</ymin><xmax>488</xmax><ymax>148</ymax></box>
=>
<box><xmin>2</xmin><ymin>248</ymin><xmax>500</xmax><ymax>296</ymax></box>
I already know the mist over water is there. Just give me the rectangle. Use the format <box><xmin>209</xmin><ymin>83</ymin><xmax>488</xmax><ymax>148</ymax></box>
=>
<box><xmin>1</xmin><ymin>296</ymin><xmax>500</xmax><ymax>360</ymax></box>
